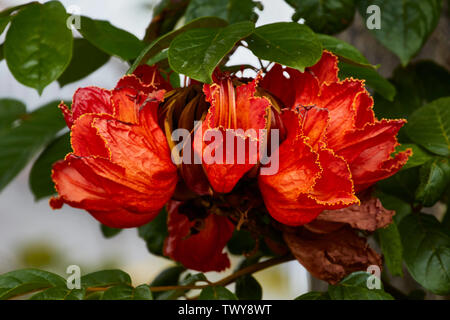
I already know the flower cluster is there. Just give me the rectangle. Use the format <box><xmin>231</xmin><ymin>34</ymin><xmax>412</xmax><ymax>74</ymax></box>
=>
<box><xmin>50</xmin><ymin>52</ymin><xmax>411</xmax><ymax>282</ymax></box>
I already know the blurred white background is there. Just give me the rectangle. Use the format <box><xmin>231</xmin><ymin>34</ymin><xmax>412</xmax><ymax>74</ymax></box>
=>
<box><xmin>0</xmin><ymin>0</ymin><xmax>310</xmax><ymax>298</ymax></box>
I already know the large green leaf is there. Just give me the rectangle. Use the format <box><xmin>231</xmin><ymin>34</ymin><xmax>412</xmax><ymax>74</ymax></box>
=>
<box><xmin>0</xmin><ymin>98</ymin><xmax>26</xmax><ymax>133</ymax></box>
<box><xmin>78</xmin><ymin>16</ymin><xmax>144</xmax><ymax>61</ymax></box>
<box><xmin>376</xmin><ymin>168</ymin><xmax>420</xmax><ymax>203</ymax></box>
<box><xmin>0</xmin><ymin>269</ymin><xmax>66</xmax><ymax>300</ymax></box>
<box><xmin>29</xmin><ymin>132</ymin><xmax>71</xmax><ymax>200</ymax></box>
<box><xmin>138</xmin><ymin>207</ymin><xmax>168</xmax><ymax>257</ymax></box>
<box><xmin>405</xmin><ymin>97</ymin><xmax>450</xmax><ymax>157</ymax></box>
<box><xmin>227</xmin><ymin>229</ymin><xmax>256</xmax><ymax>255</ymax></box>
<box><xmin>58</xmin><ymin>38</ymin><xmax>110</xmax><ymax>87</ymax></box>
<box><xmin>80</xmin><ymin>270</ymin><xmax>131</xmax><ymax>288</ymax></box>
<box><xmin>150</xmin><ymin>265</ymin><xmax>185</xmax><ymax>299</ymax></box>
<box><xmin>4</xmin><ymin>1</ymin><xmax>73</xmax><ymax>93</ymax></box>
<box><xmin>30</xmin><ymin>287</ymin><xmax>85</xmax><ymax>300</ymax></box>
<box><xmin>358</xmin><ymin>0</ymin><xmax>442</xmax><ymax>65</ymax></box>
<box><xmin>235</xmin><ymin>275</ymin><xmax>262</xmax><ymax>300</ymax></box>
<box><xmin>286</xmin><ymin>0</ymin><xmax>356</xmax><ymax>34</ymax></box>
<box><xmin>399</xmin><ymin>213</ymin><xmax>450</xmax><ymax>295</ymax></box>
<box><xmin>128</xmin><ymin>17</ymin><xmax>227</xmax><ymax>74</ymax></box>
<box><xmin>199</xmin><ymin>286</ymin><xmax>238</xmax><ymax>300</ymax></box>
<box><xmin>338</xmin><ymin>61</ymin><xmax>396</xmax><ymax>101</ymax></box>
<box><xmin>168</xmin><ymin>21</ymin><xmax>254</xmax><ymax>83</ymax></box>
<box><xmin>317</xmin><ymin>34</ymin><xmax>370</xmax><ymax>66</ymax></box>
<box><xmin>0</xmin><ymin>101</ymin><xmax>66</xmax><ymax>192</ymax></box>
<box><xmin>395</xmin><ymin>144</ymin><xmax>433</xmax><ymax>170</ymax></box>
<box><xmin>247</xmin><ymin>22</ymin><xmax>322</xmax><ymax>72</ymax></box>
<box><xmin>102</xmin><ymin>284</ymin><xmax>153</xmax><ymax>300</ymax></box>
<box><xmin>185</xmin><ymin>0</ymin><xmax>260</xmax><ymax>24</ymax></box>
<box><xmin>328</xmin><ymin>272</ymin><xmax>394</xmax><ymax>300</ymax></box>
<box><xmin>415</xmin><ymin>158</ymin><xmax>450</xmax><ymax>207</ymax></box>
<box><xmin>376</xmin><ymin>222</ymin><xmax>403</xmax><ymax>276</ymax></box>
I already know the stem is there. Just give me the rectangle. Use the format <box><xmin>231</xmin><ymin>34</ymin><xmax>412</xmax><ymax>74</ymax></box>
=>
<box><xmin>149</xmin><ymin>254</ymin><xmax>293</xmax><ymax>292</ymax></box>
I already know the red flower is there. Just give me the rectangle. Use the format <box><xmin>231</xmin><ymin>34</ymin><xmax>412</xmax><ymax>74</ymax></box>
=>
<box><xmin>50</xmin><ymin>66</ymin><xmax>178</xmax><ymax>228</ymax></box>
<box><xmin>163</xmin><ymin>200</ymin><xmax>235</xmax><ymax>272</ymax></box>
<box><xmin>258</xmin><ymin>51</ymin><xmax>411</xmax><ymax>226</ymax></box>
<box><xmin>193</xmin><ymin>75</ymin><xmax>271</xmax><ymax>193</ymax></box>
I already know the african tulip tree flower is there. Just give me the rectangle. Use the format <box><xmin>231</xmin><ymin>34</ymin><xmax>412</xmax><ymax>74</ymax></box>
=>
<box><xmin>50</xmin><ymin>66</ymin><xmax>178</xmax><ymax>228</ymax></box>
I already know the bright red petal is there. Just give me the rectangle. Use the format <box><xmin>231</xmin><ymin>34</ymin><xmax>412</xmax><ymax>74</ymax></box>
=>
<box><xmin>70</xmin><ymin>113</ymin><xmax>111</xmax><ymax>158</ymax></box>
<box><xmin>307</xmin><ymin>50</ymin><xmax>339</xmax><ymax>86</ymax></box>
<box><xmin>71</xmin><ymin>87</ymin><xmax>113</xmax><ymax>122</ymax></box>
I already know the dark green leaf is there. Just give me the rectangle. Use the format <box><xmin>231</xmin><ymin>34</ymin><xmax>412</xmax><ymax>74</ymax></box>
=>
<box><xmin>395</xmin><ymin>144</ymin><xmax>433</xmax><ymax>170</ymax></box>
<box><xmin>102</xmin><ymin>284</ymin><xmax>153</xmax><ymax>300</ymax></box>
<box><xmin>415</xmin><ymin>158</ymin><xmax>450</xmax><ymax>207</ymax></box>
<box><xmin>80</xmin><ymin>270</ymin><xmax>131</xmax><ymax>288</ymax></box>
<box><xmin>0</xmin><ymin>98</ymin><xmax>26</xmax><ymax>133</ymax></box>
<box><xmin>157</xmin><ymin>272</ymin><xmax>207</xmax><ymax>300</ymax></box>
<box><xmin>4</xmin><ymin>1</ymin><xmax>73</xmax><ymax>93</ymax></box>
<box><xmin>235</xmin><ymin>275</ymin><xmax>262</xmax><ymax>300</ymax></box>
<box><xmin>0</xmin><ymin>15</ymin><xmax>11</xmax><ymax>35</ymax></box>
<box><xmin>405</xmin><ymin>97</ymin><xmax>450</xmax><ymax>157</ymax></box>
<box><xmin>58</xmin><ymin>38</ymin><xmax>110</xmax><ymax>87</ymax></box>
<box><xmin>30</xmin><ymin>287</ymin><xmax>85</xmax><ymax>300</ymax></box>
<box><xmin>338</xmin><ymin>61</ymin><xmax>396</xmax><ymax>101</ymax></box>
<box><xmin>376</xmin><ymin>192</ymin><xmax>412</xmax><ymax>224</ymax></box>
<box><xmin>328</xmin><ymin>272</ymin><xmax>394</xmax><ymax>300</ymax></box>
<box><xmin>399</xmin><ymin>213</ymin><xmax>450</xmax><ymax>295</ymax></box>
<box><xmin>0</xmin><ymin>101</ymin><xmax>66</xmax><ymax>192</ymax></box>
<box><xmin>295</xmin><ymin>291</ymin><xmax>329</xmax><ymax>300</ymax></box>
<box><xmin>150</xmin><ymin>265</ymin><xmax>185</xmax><ymax>299</ymax></box>
<box><xmin>247</xmin><ymin>22</ymin><xmax>322</xmax><ymax>72</ymax></box>
<box><xmin>29</xmin><ymin>132</ymin><xmax>71</xmax><ymax>200</ymax></box>
<box><xmin>287</xmin><ymin>0</ymin><xmax>356</xmax><ymax>34</ymax></box>
<box><xmin>317</xmin><ymin>34</ymin><xmax>370</xmax><ymax>66</ymax></box>
<box><xmin>411</xmin><ymin>61</ymin><xmax>450</xmax><ymax>103</ymax></box>
<box><xmin>377</xmin><ymin>168</ymin><xmax>420</xmax><ymax>203</ymax></box>
<box><xmin>0</xmin><ymin>269</ymin><xmax>65</xmax><ymax>300</ymax></box>
<box><xmin>358</xmin><ymin>0</ymin><xmax>442</xmax><ymax>65</ymax></box>
<box><xmin>128</xmin><ymin>17</ymin><xmax>227</xmax><ymax>74</ymax></box>
<box><xmin>78</xmin><ymin>16</ymin><xmax>144</xmax><ymax>61</ymax></box>
<box><xmin>169</xmin><ymin>21</ymin><xmax>255</xmax><ymax>83</ymax></box>
<box><xmin>100</xmin><ymin>224</ymin><xmax>123</xmax><ymax>239</ymax></box>
<box><xmin>138</xmin><ymin>207</ymin><xmax>168</xmax><ymax>257</ymax></box>
<box><xmin>376</xmin><ymin>222</ymin><xmax>403</xmax><ymax>276</ymax></box>
<box><xmin>185</xmin><ymin>0</ymin><xmax>260</xmax><ymax>24</ymax></box>
<box><xmin>227</xmin><ymin>229</ymin><xmax>256</xmax><ymax>255</ymax></box>
<box><xmin>199</xmin><ymin>286</ymin><xmax>238</xmax><ymax>300</ymax></box>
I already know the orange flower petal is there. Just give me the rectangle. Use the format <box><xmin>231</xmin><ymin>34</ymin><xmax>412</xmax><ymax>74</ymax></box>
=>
<box><xmin>163</xmin><ymin>201</ymin><xmax>234</xmax><ymax>272</ymax></box>
<box><xmin>307</xmin><ymin>50</ymin><xmax>339</xmax><ymax>86</ymax></box>
<box><xmin>70</xmin><ymin>113</ymin><xmax>111</xmax><ymax>158</ymax></box>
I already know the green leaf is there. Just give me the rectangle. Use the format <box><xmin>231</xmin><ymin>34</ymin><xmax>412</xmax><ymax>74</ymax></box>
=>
<box><xmin>185</xmin><ymin>0</ymin><xmax>260</xmax><ymax>24</ymax></box>
<box><xmin>58</xmin><ymin>38</ymin><xmax>110</xmax><ymax>87</ymax></box>
<box><xmin>328</xmin><ymin>272</ymin><xmax>394</xmax><ymax>300</ymax></box>
<box><xmin>30</xmin><ymin>287</ymin><xmax>85</xmax><ymax>300</ymax></box>
<box><xmin>377</xmin><ymin>168</ymin><xmax>420</xmax><ymax>203</ymax></box>
<box><xmin>157</xmin><ymin>272</ymin><xmax>207</xmax><ymax>300</ymax></box>
<box><xmin>199</xmin><ymin>286</ymin><xmax>238</xmax><ymax>300</ymax></box>
<box><xmin>102</xmin><ymin>284</ymin><xmax>153</xmax><ymax>300</ymax></box>
<box><xmin>227</xmin><ymin>229</ymin><xmax>256</xmax><ymax>255</ymax></box>
<box><xmin>4</xmin><ymin>1</ymin><xmax>73</xmax><ymax>93</ymax></box>
<box><xmin>138</xmin><ymin>207</ymin><xmax>168</xmax><ymax>257</ymax></box>
<box><xmin>376</xmin><ymin>222</ymin><xmax>403</xmax><ymax>276</ymax></box>
<box><xmin>295</xmin><ymin>291</ymin><xmax>329</xmax><ymax>300</ymax></box>
<box><xmin>0</xmin><ymin>100</ymin><xmax>66</xmax><ymax>192</ymax></box>
<box><xmin>150</xmin><ymin>265</ymin><xmax>185</xmax><ymax>299</ymax></box>
<box><xmin>247</xmin><ymin>22</ymin><xmax>322</xmax><ymax>72</ymax></box>
<box><xmin>0</xmin><ymin>269</ymin><xmax>66</xmax><ymax>300</ymax></box>
<box><xmin>358</xmin><ymin>0</ymin><xmax>442</xmax><ymax>65</ymax></box>
<box><xmin>100</xmin><ymin>224</ymin><xmax>123</xmax><ymax>238</ymax></box>
<box><xmin>286</xmin><ymin>0</ymin><xmax>356</xmax><ymax>34</ymax></box>
<box><xmin>395</xmin><ymin>144</ymin><xmax>433</xmax><ymax>170</ymax></box>
<box><xmin>0</xmin><ymin>98</ymin><xmax>26</xmax><ymax>133</ymax></box>
<box><xmin>80</xmin><ymin>270</ymin><xmax>131</xmax><ymax>288</ymax></box>
<box><xmin>317</xmin><ymin>34</ymin><xmax>370</xmax><ymax>66</ymax></box>
<box><xmin>169</xmin><ymin>21</ymin><xmax>254</xmax><ymax>83</ymax></box>
<box><xmin>405</xmin><ymin>97</ymin><xmax>450</xmax><ymax>157</ymax></box>
<box><xmin>29</xmin><ymin>132</ymin><xmax>71</xmax><ymax>200</ymax></box>
<box><xmin>415</xmin><ymin>158</ymin><xmax>450</xmax><ymax>207</ymax></box>
<box><xmin>399</xmin><ymin>213</ymin><xmax>450</xmax><ymax>295</ymax></box>
<box><xmin>376</xmin><ymin>192</ymin><xmax>412</xmax><ymax>224</ymax></box>
<box><xmin>338</xmin><ymin>61</ymin><xmax>396</xmax><ymax>101</ymax></box>
<box><xmin>235</xmin><ymin>275</ymin><xmax>262</xmax><ymax>300</ymax></box>
<box><xmin>0</xmin><ymin>15</ymin><xmax>11</xmax><ymax>35</ymax></box>
<box><xmin>78</xmin><ymin>16</ymin><xmax>144</xmax><ymax>61</ymax></box>
<box><xmin>128</xmin><ymin>16</ymin><xmax>227</xmax><ymax>74</ymax></box>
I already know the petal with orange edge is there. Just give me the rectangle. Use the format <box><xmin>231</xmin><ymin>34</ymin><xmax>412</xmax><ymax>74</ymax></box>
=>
<box><xmin>70</xmin><ymin>113</ymin><xmax>111</xmax><ymax>158</ymax></box>
<box><xmin>306</xmin><ymin>50</ymin><xmax>339</xmax><ymax>86</ymax></box>
<box><xmin>71</xmin><ymin>87</ymin><xmax>113</xmax><ymax>123</ymax></box>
